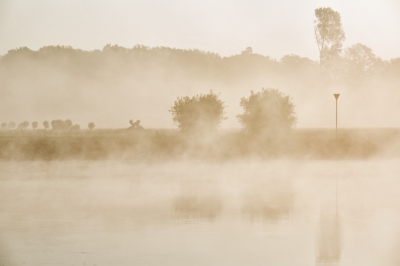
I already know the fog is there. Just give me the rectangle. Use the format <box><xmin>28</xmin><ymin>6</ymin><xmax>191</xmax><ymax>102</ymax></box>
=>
<box><xmin>2</xmin><ymin>2</ymin><xmax>400</xmax><ymax>265</ymax></box>
<box><xmin>2</xmin><ymin>160</ymin><xmax>400</xmax><ymax>265</ymax></box>
<box><xmin>1</xmin><ymin>44</ymin><xmax>400</xmax><ymax>129</ymax></box>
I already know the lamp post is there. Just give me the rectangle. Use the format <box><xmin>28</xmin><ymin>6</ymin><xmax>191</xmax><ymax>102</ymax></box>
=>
<box><xmin>334</xmin><ymin>94</ymin><xmax>340</xmax><ymax>140</ymax></box>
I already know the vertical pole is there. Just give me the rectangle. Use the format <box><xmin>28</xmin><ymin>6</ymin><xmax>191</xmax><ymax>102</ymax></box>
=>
<box><xmin>334</xmin><ymin>94</ymin><xmax>340</xmax><ymax>141</ymax></box>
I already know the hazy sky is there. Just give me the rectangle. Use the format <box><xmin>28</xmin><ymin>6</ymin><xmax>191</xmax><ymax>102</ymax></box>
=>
<box><xmin>1</xmin><ymin>0</ymin><xmax>399</xmax><ymax>60</ymax></box>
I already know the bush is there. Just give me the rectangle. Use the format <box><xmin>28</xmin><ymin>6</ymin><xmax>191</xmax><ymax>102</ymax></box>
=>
<box><xmin>237</xmin><ymin>88</ymin><xmax>296</xmax><ymax>138</ymax></box>
<box><xmin>69</xmin><ymin>124</ymin><xmax>80</xmax><ymax>131</ymax></box>
<box><xmin>51</xmin><ymin>120</ymin><xmax>70</xmax><ymax>131</ymax></box>
<box><xmin>170</xmin><ymin>91</ymin><xmax>226</xmax><ymax>134</ymax></box>
<box><xmin>17</xmin><ymin>121</ymin><xmax>29</xmax><ymax>130</ymax></box>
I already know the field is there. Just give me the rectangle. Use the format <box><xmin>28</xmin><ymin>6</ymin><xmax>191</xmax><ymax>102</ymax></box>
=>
<box><xmin>1</xmin><ymin>128</ymin><xmax>400</xmax><ymax>160</ymax></box>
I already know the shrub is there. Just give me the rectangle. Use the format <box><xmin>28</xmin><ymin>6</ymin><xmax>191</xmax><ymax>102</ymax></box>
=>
<box><xmin>51</xmin><ymin>120</ymin><xmax>68</xmax><ymax>131</ymax></box>
<box><xmin>170</xmin><ymin>91</ymin><xmax>226</xmax><ymax>134</ymax></box>
<box><xmin>17</xmin><ymin>121</ymin><xmax>29</xmax><ymax>130</ymax></box>
<box><xmin>237</xmin><ymin>88</ymin><xmax>296</xmax><ymax>138</ymax></box>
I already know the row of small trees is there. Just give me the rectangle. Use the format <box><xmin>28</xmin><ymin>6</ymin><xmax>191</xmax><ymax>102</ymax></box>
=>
<box><xmin>170</xmin><ymin>88</ymin><xmax>296</xmax><ymax>138</ymax></box>
<box><xmin>0</xmin><ymin>120</ymin><xmax>96</xmax><ymax>131</ymax></box>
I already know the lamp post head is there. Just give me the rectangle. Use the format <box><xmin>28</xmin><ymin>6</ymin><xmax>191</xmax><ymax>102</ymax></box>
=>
<box><xmin>334</xmin><ymin>94</ymin><xmax>340</xmax><ymax>100</ymax></box>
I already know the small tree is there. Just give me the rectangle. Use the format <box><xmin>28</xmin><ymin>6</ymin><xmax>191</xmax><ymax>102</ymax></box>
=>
<box><xmin>51</xmin><ymin>120</ymin><xmax>66</xmax><ymax>131</ymax></box>
<box><xmin>88</xmin><ymin>122</ymin><xmax>95</xmax><ymax>130</ymax></box>
<box><xmin>170</xmin><ymin>91</ymin><xmax>226</xmax><ymax>134</ymax></box>
<box><xmin>1</xmin><ymin>122</ymin><xmax>7</xmax><ymax>130</ymax></box>
<box><xmin>32</xmin><ymin>121</ymin><xmax>38</xmax><ymax>130</ymax></box>
<box><xmin>18</xmin><ymin>121</ymin><xmax>29</xmax><ymax>130</ymax></box>
<box><xmin>43</xmin><ymin>121</ymin><xmax>49</xmax><ymax>130</ymax></box>
<box><xmin>237</xmin><ymin>88</ymin><xmax>296</xmax><ymax>138</ymax></box>
<box><xmin>8</xmin><ymin>122</ymin><xmax>16</xmax><ymax>130</ymax></box>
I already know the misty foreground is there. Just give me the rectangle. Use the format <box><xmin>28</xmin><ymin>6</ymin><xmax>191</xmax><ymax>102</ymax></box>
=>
<box><xmin>1</xmin><ymin>128</ymin><xmax>400</xmax><ymax>160</ymax></box>
<box><xmin>2</xmin><ymin>160</ymin><xmax>400</xmax><ymax>265</ymax></box>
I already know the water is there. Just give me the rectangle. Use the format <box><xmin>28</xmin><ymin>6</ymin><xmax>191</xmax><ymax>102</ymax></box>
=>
<box><xmin>1</xmin><ymin>160</ymin><xmax>400</xmax><ymax>266</ymax></box>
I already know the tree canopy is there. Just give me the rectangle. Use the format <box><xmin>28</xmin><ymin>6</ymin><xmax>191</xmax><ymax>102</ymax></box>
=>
<box><xmin>237</xmin><ymin>88</ymin><xmax>296</xmax><ymax>139</ymax></box>
<box><xmin>314</xmin><ymin>7</ymin><xmax>346</xmax><ymax>74</ymax></box>
<box><xmin>170</xmin><ymin>91</ymin><xmax>226</xmax><ymax>134</ymax></box>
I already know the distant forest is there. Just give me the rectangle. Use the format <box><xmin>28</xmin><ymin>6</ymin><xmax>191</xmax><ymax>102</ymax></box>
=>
<box><xmin>1</xmin><ymin>44</ymin><xmax>400</xmax><ymax>128</ymax></box>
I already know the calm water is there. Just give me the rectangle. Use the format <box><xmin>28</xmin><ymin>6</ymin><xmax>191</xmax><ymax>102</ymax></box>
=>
<box><xmin>1</xmin><ymin>160</ymin><xmax>400</xmax><ymax>266</ymax></box>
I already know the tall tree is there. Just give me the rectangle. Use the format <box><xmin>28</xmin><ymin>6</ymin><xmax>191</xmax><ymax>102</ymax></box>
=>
<box><xmin>314</xmin><ymin>8</ymin><xmax>345</xmax><ymax>74</ymax></box>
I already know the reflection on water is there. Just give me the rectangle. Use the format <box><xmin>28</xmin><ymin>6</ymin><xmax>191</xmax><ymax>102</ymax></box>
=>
<box><xmin>316</xmin><ymin>206</ymin><xmax>342</xmax><ymax>265</ymax></box>
<box><xmin>1</xmin><ymin>160</ymin><xmax>400</xmax><ymax>265</ymax></box>
<box><xmin>174</xmin><ymin>195</ymin><xmax>222</xmax><ymax>221</ymax></box>
<box><xmin>242</xmin><ymin>179</ymin><xmax>294</xmax><ymax>222</ymax></box>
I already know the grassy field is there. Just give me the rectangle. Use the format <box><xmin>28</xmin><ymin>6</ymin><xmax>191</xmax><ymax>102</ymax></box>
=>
<box><xmin>1</xmin><ymin>128</ymin><xmax>400</xmax><ymax>160</ymax></box>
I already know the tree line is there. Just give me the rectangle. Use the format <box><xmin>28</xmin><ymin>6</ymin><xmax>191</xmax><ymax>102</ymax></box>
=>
<box><xmin>1</xmin><ymin>7</ymin><xmax>399</xmax><ymax>130</ymax></box>
<box><xmin>1</xmin><ymin>8</ymin><xmax>399</xmax><ymax>91</ymax></box>
<box><xmin>0</xmin><ymin>120</ymin><xmax>95</xmax><ymax>131</ymax></box>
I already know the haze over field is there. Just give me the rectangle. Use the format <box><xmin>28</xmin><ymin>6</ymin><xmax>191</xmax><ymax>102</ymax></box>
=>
<box><xmin>0</xmin><ymin>0</ymin><xmax>400</xmax><ymax>129</ymax></box>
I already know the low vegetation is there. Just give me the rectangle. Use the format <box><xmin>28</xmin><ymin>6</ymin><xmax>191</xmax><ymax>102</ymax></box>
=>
<box><xmin>0</xmin><ymin>128</ymin><xmax>400</xmax><ymax>161</ymax></box>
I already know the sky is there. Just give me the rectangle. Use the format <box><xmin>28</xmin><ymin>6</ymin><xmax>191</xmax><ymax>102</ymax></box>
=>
<box><xmin>0</xmin><ymin>0</ymin><xmax>399</xmax><ymax>61</ymax></box>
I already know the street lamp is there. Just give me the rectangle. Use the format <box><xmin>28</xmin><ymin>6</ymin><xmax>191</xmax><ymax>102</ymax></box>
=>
<box><xmin>334</xmin><ymin>94</ymin><xmax>340</xmax><ymax>140</ymax></box>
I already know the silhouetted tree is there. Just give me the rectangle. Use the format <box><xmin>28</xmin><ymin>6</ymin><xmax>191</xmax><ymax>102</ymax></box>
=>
<box><xmin>237</xmin><ymin>88</ymin><xmax>296</xmax><ymax>138</ymax></box>
<box><xmin>314</xmin><ymin>7</ymin><xmax>345</xmax><ymax>82</ymax></box>
<box><xmin>170</xmin><ymin>91</ymin><xmax>226</xmax><ymax>134</ymax></box>
<box><xmin>51</xmin><ymin>120</ymin><xmax>68</xmax><ymax>131</ymax></box>
<box><xmin>88</xmin><ymin>122</ymin><xmax>95</xmax><ymax>130</ymax></box>
<box><xmin>8</xmin><ymin>122</ymin><xmax>16</xmax><ymax>130</ymax></box>
<box><xmin>241</xmin><ymin>47</ymin><xmax>253</xmax><ymax>55</ymax></box>
<box><xmin>17</xmin><ymin>121</ymin><xmax>29</xmax><ymax>130</ymax></box>
<box><xmin>43</xmin><ymin>120</ymin><xmax>49</xmax><ymax>130</ymax></box>
<box><xmin>1</xmin><ymin>122</ymin><xmax>7</xmax><ymax>130</ymax></box>
<box><xmin>343</xmin><ymin>43</ymin><xmax>377</xmax><ymax>86</ymax></box>
<box><xmin>32</xmin><ymin>121</ymin><xmax>38</xmax><ymax>130</ymax></box>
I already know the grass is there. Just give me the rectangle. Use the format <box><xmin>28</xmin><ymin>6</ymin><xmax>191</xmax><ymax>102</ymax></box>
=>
<box><xmin>1</xmin><ymin>128</ymin><xmax>400</xmax><ymax>160</ymax></box>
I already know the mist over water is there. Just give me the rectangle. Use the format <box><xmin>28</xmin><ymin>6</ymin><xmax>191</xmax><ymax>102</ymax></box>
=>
<box><xmin>2</xmin><ymin>2</ymin><xmax>400</xmax><ymax>265</ymax></box>
<box><xmin>1</xmin><ymin>160</ymin><xmax>400</xmax><ymax>265</ymax></box>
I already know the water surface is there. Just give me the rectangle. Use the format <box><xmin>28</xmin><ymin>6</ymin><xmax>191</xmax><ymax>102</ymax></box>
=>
<box><xmin>1</xmin><ymin>160</ymin><xmax>400</xmax><ymax>265</ymax></box>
